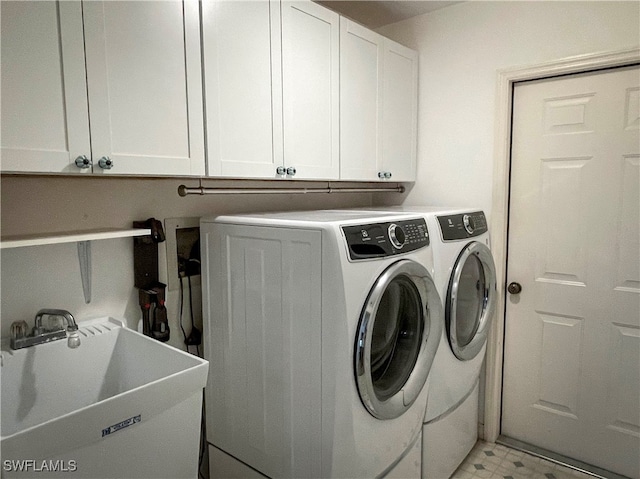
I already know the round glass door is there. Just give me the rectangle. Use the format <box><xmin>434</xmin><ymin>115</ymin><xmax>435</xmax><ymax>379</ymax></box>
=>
<box><xmin>446</xmin><ymin>241</ymin><xmax>496</xmax><ymax>361</ymax></box>
<box><xmin>355</xmin><ymin>260</ymin><xmax>442</xmax><ymax>420</ymax></box>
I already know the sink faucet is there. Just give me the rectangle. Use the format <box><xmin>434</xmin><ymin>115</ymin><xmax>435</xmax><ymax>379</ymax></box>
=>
<box><xmin>35</xmin><ymin>309</ymin><xmax>81</xmax><ymax>348</ymax></box>
<box><xmin>10</xmin><ymin>309</ymin><xmax>81</xmax><ymax>350</ymax></box>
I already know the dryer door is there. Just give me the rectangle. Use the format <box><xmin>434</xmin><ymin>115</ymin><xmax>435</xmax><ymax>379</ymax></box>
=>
<box><xmin>355</xmin><ymin>260</ymin><xmax>443</xmax><ymax>420</ymax></box>
<box><xmin>446</xmin><ymin>241</ymin><xmax>497</xmax><ymax>361</ymax></box>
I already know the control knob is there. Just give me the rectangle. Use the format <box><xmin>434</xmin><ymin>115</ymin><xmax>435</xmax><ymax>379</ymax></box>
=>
<box><xmin>463</xmin><ymin>214</ymin><xmax>475</xmax><ymax>235</ymax></box>
<box><xmin>388</xmin><ymin>224</ymin><xmax>406</xmax><ymax>250</ymax></box>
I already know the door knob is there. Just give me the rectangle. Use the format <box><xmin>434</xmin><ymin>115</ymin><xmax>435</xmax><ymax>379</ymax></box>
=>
<box><xmin>507</xmin><ymin>282</ymin><xmax>522</xmax><ymax>294</ymax></box>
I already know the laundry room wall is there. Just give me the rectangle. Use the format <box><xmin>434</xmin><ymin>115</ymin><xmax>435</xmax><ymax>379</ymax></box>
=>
<box><xmin>376</xmin><ymin>0</ymin><xmax>640</xmax><ymax>219</ymax></box>
<box><xmin>0</xmin><ymin>175</ymin><xmax>381</xmax><ymax>345</ymax></box>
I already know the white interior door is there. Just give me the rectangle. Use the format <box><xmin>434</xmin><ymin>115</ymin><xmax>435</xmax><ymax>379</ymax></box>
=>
<box><xmin>502</xmin><ymin>66</ymin><xmax>640</xmax><ymax>478</ymax></box>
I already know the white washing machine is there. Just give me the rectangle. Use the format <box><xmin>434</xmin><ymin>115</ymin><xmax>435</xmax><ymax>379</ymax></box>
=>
<box><xmin>200</xmin><ymin>210</ymin><xmax>443</xmax><ymax>479</ymax></box>
<box><xmin>421</xmin><ymin>208</ymin><xmax>496</xmax><ymax>479</ymax></box>
<box><xmin>344</xmin><ymin>207</ymin><xmax>497</xmax><ymax>478</ymax></box>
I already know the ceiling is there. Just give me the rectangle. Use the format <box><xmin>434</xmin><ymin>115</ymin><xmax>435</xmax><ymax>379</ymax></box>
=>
<box><xmin>316</xmin><ymin>1</ymin><xmax>461</xmax><ymax>29</ymax></box>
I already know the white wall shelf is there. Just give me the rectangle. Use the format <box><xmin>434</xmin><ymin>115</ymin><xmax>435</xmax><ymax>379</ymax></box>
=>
<box><xmin>0</xmin><ymin>228</ymin><xmax>151</xmax><ymax>249</ymax></box>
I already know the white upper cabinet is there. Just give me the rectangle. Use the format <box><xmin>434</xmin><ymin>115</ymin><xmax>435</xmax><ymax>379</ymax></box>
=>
<box><xmin>281</xmin><ymin>1</ymin><xmax>340</xmax><ymax>180</ymax></box>
<box><xmin>1</xmin><ymin>0</ymin><xmax>205</xmax><ymax>176</ymax></box>
<box><xmin>339</xmin><ymin>19</ymin><xmax>383</xmax><ymax>181</ymax></box>
<box><xmin>83</xmin><ymin>1</ymin><xmax>205</xmax><ymax>176</ymax></box>
<box><xmin>202</xmin><ymin>0</ymin><xmax>283</xmax><ymax>178</ymax></box>
<box><xmin>339</xmin><ymin>19</ymin><xmax>418</xmax><ymax>182</ymax></box>
<box><xmin>202</xmin><ymin>0</ymin><xmax>339</xmax><ymax>180</ymax></box>
<box><xmin>381</xmin><ymin>39</ymin><xmax>418</xmax><ymax>182</ymax></box>
<box><xmin>1</xmin><ymin>2</ymin><xmax>90</xmax><ymax>174</ymax></box>
<box><xmin>4</xmin><ymin>1</ymin><xmax>416</xmax><ymax>181</ymax></box>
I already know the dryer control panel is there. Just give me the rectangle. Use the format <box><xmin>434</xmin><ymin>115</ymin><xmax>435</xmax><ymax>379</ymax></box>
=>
<box><xmin>342</xmin><ymin>218</ymin><xmax>429</xmax><ymax>261</ymax></box>
<box><xmin>438</xmin><ymin>211</ymin><xmax>488</xmax><ymax>240</ymax></box>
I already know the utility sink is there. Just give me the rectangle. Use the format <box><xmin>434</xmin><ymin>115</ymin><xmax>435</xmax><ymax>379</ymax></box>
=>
<box><xmin>0</xmin><ymin>317</ymin><xmax>209</xmax><ymax>478</ymax></box>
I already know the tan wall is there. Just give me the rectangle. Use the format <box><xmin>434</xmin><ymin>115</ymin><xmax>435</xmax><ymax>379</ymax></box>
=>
<box><xmin>1</xmin><ymin>174</ymin><xmax>404</xmax><ymax>344</ymax></box>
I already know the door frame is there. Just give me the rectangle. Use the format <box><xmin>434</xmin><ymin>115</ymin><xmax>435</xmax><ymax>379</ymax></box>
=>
<box><xmin>484</xmin><ymin>46</ymin><xmax>640</xmax><ymax>442</ymax></box>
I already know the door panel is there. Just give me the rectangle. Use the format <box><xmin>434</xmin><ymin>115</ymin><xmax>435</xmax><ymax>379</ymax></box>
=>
<box><xmin>536</xmin><ymin>158</ymin><xmax>589</xmax><ymax>284</ymax></box>
<box><xmin>617</xmin><ymin>155</ymin><xmax>640</xmax><ymax>291</ymax></box>
<box><xmin>502</xmin><ymin>66</ymin><xmax>640</xmax><ymax>478</ymax></box>
<box><xmin>537</xmin><ymin>314</ymin><xmax>582</xmax><ymax>418</ymax></box>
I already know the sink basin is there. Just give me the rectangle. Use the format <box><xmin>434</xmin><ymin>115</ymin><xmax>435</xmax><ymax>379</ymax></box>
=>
<box><xmin>1</xmin><ymin>317</ymin><xmax>208</xmax><ymax>478</ymax></box>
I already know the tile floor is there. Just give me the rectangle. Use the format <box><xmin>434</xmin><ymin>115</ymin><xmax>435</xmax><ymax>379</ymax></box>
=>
<box><xmin>452</xmin><ymin>441</ymin><xmax>595</xmax><ymax>479</ymax></box>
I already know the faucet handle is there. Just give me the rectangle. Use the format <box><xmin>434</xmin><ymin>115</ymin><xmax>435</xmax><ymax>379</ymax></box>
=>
<box><xmin>10</xmin><ymin>320</ymin><xmax>29</xmax><ymax>339</ymax></box>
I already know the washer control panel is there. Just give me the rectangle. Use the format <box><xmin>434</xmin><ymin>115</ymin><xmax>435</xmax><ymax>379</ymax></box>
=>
<box><xmin>438</xmin><ymin>211</ymin><xmax>488</xmax><ymax>240</ymax></box>
<box><xmin>342</xmin><ymin>218</ymin><xmax>429</xmax><ymax>261</ymax></box>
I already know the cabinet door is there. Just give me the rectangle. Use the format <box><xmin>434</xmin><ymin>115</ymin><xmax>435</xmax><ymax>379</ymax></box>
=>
<box><xmin>281</xmin><ymin>1</ymin><xmax>339</xmax><ymax>180</ymax></box>
<box><xmin>82</xmin><ymin>0</ymin><xmax>205</xmax><ymax>176</ymax></box>
<box><xmin>202</xmin><ymin>0</ymin><xmax>283</xmax><ymax>178</ymax></box>
<box><xmin>381</xmin><ymin>39</ymin><xmax>418</xmax><ymax>182</ymax></box>
<box><xmin>1</xmin><ymin>1</ymin><xmax>91</xmax><ymax>174</ymax></box>
<box><xmin>339</xmin><ymin>18</ymin><xmax>383</xmax><ymax>181</ymax></box>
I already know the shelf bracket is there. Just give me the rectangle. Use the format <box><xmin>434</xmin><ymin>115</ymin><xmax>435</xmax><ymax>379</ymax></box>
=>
<box><xmin>77</xmin><ymin>240</ymin><xmax>92</xmax><ymax>304</ymax></box>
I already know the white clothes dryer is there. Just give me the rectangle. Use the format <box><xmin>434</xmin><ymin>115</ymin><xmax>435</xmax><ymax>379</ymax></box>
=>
<box><xmin>200</xmin><ymin>210</ymin><xmax>444</xmax><ymax>479</ymax></box>
<box><xmin>421</xmin><ymin>209</ymin><xmax>496</xmax><ymax>479</ymax></box>
<box><xmin>343</xmin><ymin>207</ymin><xmax>497</xmax><ymax>478</ymax></box>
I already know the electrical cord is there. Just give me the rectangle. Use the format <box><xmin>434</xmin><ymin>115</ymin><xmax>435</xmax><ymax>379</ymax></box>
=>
<box><xmin>199</xmin><ymin>391</ymin><xmax>207</xmax><ymax>479</ymax></box>
<box><xmin>187</xmin><ymin>274</ymin><xmax>201</xmax><ymax>357</ymax></box>
<box><xmin>178</xmin><ymin>275</ymin><xmax>189</xmax><ymax>346</ymax></box>
<box><xmin>180</xmin><ymin>272</ymin><xmax>207</xmax><ymax>478</ymax></box>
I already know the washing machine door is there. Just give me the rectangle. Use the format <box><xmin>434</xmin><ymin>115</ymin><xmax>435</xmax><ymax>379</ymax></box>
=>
<box><xmin>446</xmin><ymin>241</ymin><xmax>496</xmax><ymax>361</ymax></box>
<box><xmin>355</xmin><ymin>260</ymin><xmax>443</xmax><ymax>420</ymax></box>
